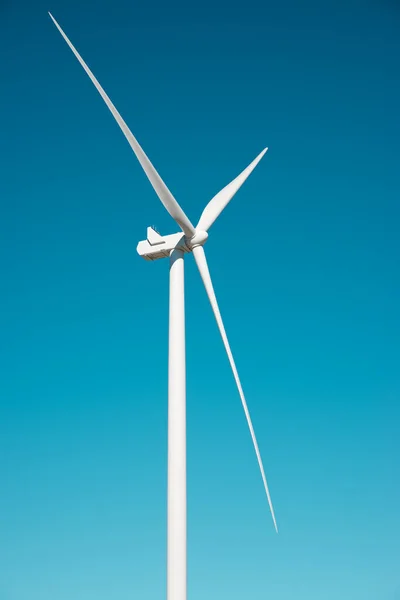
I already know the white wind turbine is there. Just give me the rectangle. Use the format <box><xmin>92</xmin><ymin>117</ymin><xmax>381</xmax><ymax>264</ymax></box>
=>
<box><xmin>49</xmin><ymin>13</ymin><xmax>278</xmax><ymax>600</ymax></box>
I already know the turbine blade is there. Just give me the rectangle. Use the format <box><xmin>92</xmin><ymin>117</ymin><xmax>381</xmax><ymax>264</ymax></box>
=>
<box><xmin>196</xmin><ymin>148</ymin><xmax>268</xmax><ymax>232</ymax></box>
<box><xmin>192</xmin><ymin>245</ymin><xmax>278</xmax><ymax>532</ymax></box>
<box><xmin>48</xmin><ymin>13</ymin><xmax>195</xmax><ymax>238</ymax></box>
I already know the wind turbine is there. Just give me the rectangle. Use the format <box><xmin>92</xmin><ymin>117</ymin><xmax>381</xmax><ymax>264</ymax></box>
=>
<box><xmin>49</xmin><ymin>13</ymin><xmax>278</xmax><ymax>600</ymax></box>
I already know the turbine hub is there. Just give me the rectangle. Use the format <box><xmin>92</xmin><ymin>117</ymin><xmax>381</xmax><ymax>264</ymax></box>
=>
<box><xmin>188</xmin><ymin>229</ymin><xmax>208</xmax><ymax>248</ymax></box>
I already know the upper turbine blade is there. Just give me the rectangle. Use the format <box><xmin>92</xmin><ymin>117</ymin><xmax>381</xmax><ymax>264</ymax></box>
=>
<box><xmin>48</xmin><ymin>13</ymin><xmax>195</xmax><ymax>238</ymax></box>
<box><xmin>192</xmin><ymin>245</ymin><xmax>278</xmax><ymax>532</ymax></box>
<box><xmin>196</xmin><ymin>148</ymin><xmax>268</xmax><ymax>232</ymax></box>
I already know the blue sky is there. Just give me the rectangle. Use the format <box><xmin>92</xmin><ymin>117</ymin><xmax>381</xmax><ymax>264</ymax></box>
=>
<box><xmin>0</xmin><ymin>0</ymin><xmax>399</xmax><ymax>598</ymax></box>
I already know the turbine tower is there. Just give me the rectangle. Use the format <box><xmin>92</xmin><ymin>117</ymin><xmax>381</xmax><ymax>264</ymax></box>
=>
<box><xmin>49</xmin><ymin>14</ymin><xmax>278</xmax><ymax>600</ymax></box>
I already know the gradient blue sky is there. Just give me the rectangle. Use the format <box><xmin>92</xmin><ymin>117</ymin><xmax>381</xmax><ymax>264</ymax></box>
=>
<box><xmin>1</xmin><ymin>0</ymin><xmax>399</xmax><ymax>598</ymax></box>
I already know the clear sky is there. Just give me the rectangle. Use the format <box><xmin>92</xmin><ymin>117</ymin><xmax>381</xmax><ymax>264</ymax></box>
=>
<box><xmin>0</xmin><ymin>0</ymin><xmax>399</xmax><ymax>599</ymax></box>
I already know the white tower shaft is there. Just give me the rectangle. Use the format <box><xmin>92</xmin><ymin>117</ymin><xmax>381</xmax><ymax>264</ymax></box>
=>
<box><xmin>168</xmin><ymin>249</ymin><xmax>187</xmax><ymax>600</ymax></box>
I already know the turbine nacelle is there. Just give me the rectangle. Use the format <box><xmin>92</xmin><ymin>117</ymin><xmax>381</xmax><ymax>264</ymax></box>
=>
<box><xmin>136</xmin><ymin>227</ymin><xmax>208</xmax><ymax>261</ymax></box>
